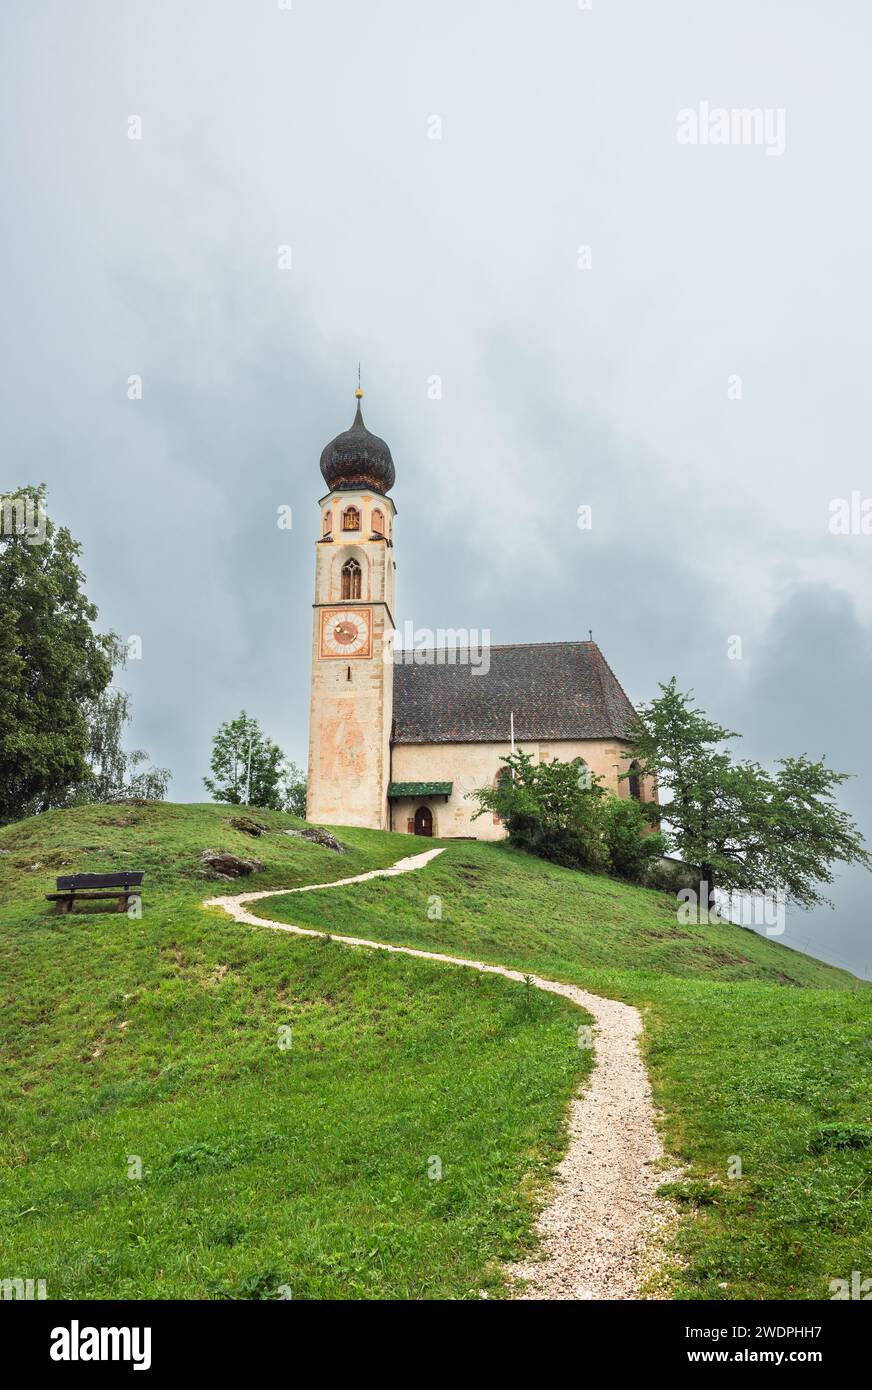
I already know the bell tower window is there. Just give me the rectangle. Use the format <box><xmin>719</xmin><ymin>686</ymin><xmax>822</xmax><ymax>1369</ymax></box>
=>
<box><xmin>341</xmin><ymin>558</ymin><xmax>362</xmax><ymax>600</ymax></box>
<box><xmin>342</xmin><ymin>506</ymin><xmax>360</xmax><ymax>532</ymax></box>
<box><xmin>322</xmin><ymin>510</ymin><xmax>332</xmax><ymax>536</ymax></box>
<box><xmin>372</xmin><ymin>508</ymin><xmax>384</xmax><ymax>537</ymax></box>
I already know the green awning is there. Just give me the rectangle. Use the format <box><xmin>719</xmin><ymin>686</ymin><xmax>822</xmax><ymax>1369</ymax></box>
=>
<box><xmin>387</xmin><ymin>781</ymin><xmax>453</xmax><ymax>799</ymax></box>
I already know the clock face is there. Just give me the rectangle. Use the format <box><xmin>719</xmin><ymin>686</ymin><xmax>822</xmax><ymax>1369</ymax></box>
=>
<box><xmin>320</xmin><ymin>607</ymin><xmax>372</xmax><ymax>659</ymax></box>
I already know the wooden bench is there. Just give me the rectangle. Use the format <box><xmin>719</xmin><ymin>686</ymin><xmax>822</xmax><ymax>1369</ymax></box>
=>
<box><xmin>46</xmin><ymin>872</ymin><xmax>144</xmax><ymax>915</ymax></box>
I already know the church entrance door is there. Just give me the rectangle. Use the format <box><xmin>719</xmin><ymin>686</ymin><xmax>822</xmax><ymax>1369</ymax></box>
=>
<box><xmin>414</xmin><ymin>806</ymin><xmax>433</xmax><ymax>837</ymax></box>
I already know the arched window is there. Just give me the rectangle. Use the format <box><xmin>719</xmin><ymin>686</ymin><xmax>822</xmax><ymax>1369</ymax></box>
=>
<box><xmin>628</xmin><ymin>761</ymin><xmax>642</xmax><ymax>801</ymax></box>
<box><xmin>372</xmin><ymin>508</ymin><xmax>384</xmax><ymax>537</ymax></box>
<box><xmin>341</xmin><ymin>558</ymin><xmax>362</xmax><ymax>600</ymax></box>
<box><xmin>322</xmin><ymin>510</ymin><xmax>332</xmax><ymax>536</ymax></box>
<box><xmin>342</xmin><ymin>506</ymin><xmax>360</xmax><ymax>532</ymax></box>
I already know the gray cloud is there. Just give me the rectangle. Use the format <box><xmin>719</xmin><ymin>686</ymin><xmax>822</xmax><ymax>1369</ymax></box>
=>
<box><xmin>2</xmin><ymin>0</ymin><xmax>870</xmax><ymax>972</ymax></box>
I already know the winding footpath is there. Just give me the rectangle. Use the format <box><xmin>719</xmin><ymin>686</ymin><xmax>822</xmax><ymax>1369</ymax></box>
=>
<box><xmin>205</xmin><ymin>847</ymin><xmax>679</xmax><ymax>1300</ymax></box>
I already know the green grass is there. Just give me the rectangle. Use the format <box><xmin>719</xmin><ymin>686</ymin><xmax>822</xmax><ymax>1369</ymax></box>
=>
<box><xmin>3</xmin><ymin>805</ymin><xmax>870</xmax><ymax>1300</ymax></box>
<box><xmin>256</xmin><ymin>838</ymin><xmax>872</xmax><ymax>1300</ymax></box>
<box><xmin>0</xmin><ymin>804</ymin><xmax>589</xmax><ymax>1299</ymax></box>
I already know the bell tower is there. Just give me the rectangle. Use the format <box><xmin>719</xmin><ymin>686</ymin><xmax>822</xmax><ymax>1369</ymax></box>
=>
<box><xmin>306</xmin><ymin>389</ymin><xmax>397</xmax><ymax>829</ymax></box>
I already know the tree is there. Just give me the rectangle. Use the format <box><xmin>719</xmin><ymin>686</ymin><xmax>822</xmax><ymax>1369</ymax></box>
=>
<box><xmin>471</xmin><ymin>749</ymin><xmax>665</xmax><ymax>879</ymax></box>
<box><xmin>601</xmin><ymin>795</ymin><xmax>665</xmax><ymax>883</ymax></box>
<box><xmin>470</xmin><ymin>749</ymin><xmax>610</xmax><ymax>870</ymax></box>
<box><xmin>67</xmin><ymin>641</ymin><xmax>171</xmax><ymax>804</ymax></box>
<box><xmin>204</xmin><ymin>711</ymin><xmax>284</xmax><ymax>809</ymax></box>
<box><xmin>280</xmin><ymin>759</ymin><xmax>308</xmax><ymax>818</ymax></box>
<box><xmin>627</xmin><ymin>678</ymin><xmax>872</xmax><ymax>911</ymax></box>
<box><xmin>0</xmin><ymin>485</ymin><xmax>115</xmax><ymax>823</ymax></box>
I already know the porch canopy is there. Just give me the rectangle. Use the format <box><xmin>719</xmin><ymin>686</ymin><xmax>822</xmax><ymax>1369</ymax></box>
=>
<box><xmin>387</xmin><ymin>781</ymin><xmax>452</xmax><ymax>801</ymax></box>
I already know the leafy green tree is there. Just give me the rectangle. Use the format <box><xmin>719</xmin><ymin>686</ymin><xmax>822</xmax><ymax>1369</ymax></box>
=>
<box><xmin>0</xmin><ymin>485</ymin><xmax>115</xmax><ymax>822</ymax></box>
<box><xmin>66</xmin><ymin>640</ymin><xmax>171</xmax><ymax>804</ymax></box>
<box><xmin>281</xmin><ymin>759</ymin><xmax>308</xmax><ymax>818</ymax></box>
<box><xmin>470</xmin><ymin>749</ymin><xmax>610</xmax><ymax>870</ymax></box>
<box><xmin>204</xmin><ymin>711</ymin><xmax>284</xmax><ymax>809</ymax></box>
<box><xmin>601</xmin><ymin>795</ymin><xmax>665</xmax><ymax>883</ymax></box>
<box><xmin>627</xmin><ymin>678</ymin><xmax>871</xmax><ymax>910</ymax></box>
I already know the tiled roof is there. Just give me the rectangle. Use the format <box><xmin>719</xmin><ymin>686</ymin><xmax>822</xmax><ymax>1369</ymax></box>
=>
<box><xmin>387</xmin><ymin>782</ymin><xmax>453</xmax><ymax>798</ymax></box>
<box><xmin>391</xmin><ymin>641</ymin><xmax>638</xmax><ymax>745</ymax></box>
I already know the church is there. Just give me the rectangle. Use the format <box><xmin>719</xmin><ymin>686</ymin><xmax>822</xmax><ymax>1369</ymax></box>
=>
<box><xmin>307</xmin><ymin>391</ymin><xmax>646</xmax><ymax>839</ymax></box>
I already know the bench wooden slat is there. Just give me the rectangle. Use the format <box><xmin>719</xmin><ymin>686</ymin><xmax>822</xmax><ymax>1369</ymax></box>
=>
<box><xmin>46</xmin><ymin>870</ymin><xmax>146</xmax><ymax>915</ymax></box>
<box><xmin>46</xmin><ymin>891</ymin><xmax>142</xmax><ymax>902</ymax></box>
<box><xmin>55</xmin><ymin>872</ymin><xmax>143</xmax><ymax>890</ymax></box>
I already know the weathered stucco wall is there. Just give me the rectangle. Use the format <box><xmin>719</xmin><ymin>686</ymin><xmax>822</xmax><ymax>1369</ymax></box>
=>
<box><xmin>389</xmin><ymin>738</ymin><xmax>647</xmax><ymax>839</ymax></box>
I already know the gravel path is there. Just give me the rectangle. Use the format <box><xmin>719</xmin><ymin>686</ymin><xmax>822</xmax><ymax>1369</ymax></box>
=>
<box><xmin>205</xmin><ymin>847</ymin><xmax>679</xmax><ymax>1300</ymax></box>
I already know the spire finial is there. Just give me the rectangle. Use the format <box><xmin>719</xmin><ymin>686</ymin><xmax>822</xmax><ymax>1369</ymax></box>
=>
<box><xmin>355</xmin><ymin>362</ymin><xmax>363</xmax><ymax>399</ymax></box>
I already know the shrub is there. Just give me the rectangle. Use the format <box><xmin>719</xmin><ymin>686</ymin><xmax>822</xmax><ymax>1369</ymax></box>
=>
<box><xmin>602</xmin><ymin>797</ymin><xmax>665</xmax><ymax>882</ymax></box>
<box><xmin>509</xmin><ymin>814</ymin><xmax>606</xmax><ymax>871</ymax></box>
<box><xmin>470</xmin><ymin>751</ymin><xmax>609</xmax><ymax>871</ymax></box>
<box><xmin>470</xmin><ymin>752</ymin><xmax>671</xmax><ymax>882</ymax></box>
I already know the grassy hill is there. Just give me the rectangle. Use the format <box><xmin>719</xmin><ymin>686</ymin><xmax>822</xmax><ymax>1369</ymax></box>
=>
<box><xmin>1</xmin><ymin>802</ymin><xmax>870</xmax><ymax>1300</ymax></box>
<box><xmin>0</xmin><ymin>803</ymin><xmax>589</xmax><ymax>1299</ymax></box>
<box><xmin>241</xmin><ymin>839</ymin><xmax>872</xmax><ymax>1300</ymax></box>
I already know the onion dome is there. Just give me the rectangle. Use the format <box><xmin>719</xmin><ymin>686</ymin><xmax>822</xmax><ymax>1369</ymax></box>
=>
<box><xmin>319</xmin><ymin>390</ymin><xmax>395</xmax><ymax>495</ymax></box>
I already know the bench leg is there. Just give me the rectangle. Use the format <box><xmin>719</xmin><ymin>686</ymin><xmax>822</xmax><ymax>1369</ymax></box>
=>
<box><xmin>55</xmin><ymin>898</ymin><xmax>71</xmax><ymax>916</ymax></box>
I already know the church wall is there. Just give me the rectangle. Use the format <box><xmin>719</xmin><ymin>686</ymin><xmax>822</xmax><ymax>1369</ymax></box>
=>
<box><xmin>389</xmin><ymin>738</ymin><xmax>643</xmax><ymax>839</ymax></box>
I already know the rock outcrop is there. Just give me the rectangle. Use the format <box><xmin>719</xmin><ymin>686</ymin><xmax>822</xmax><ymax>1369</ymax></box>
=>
<box><xmin>285</xmin><ymin>827</ymin><xmax>345</xmax><ymax>853</ymax></box>
<box><xmin>201</xmin><ymin>849</ymin><xmax>264</xmax><ymax>880</ymax></box>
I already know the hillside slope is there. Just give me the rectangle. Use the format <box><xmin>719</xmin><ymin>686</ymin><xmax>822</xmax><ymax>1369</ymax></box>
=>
<box><xmin>2</xmin><ymin>803</ymin><xmax>869</xmax><ymax>1300</ymax></box>
<box><xmin>259</xmin><ymin>837</ymin><xmax>859</xmax><ymax>991</ymax></box>
<box><xmin>0</xmin><ymin>804</ymin><xmax>589</xmax><ymax>1299</ymax></box>
<box><xmin>256</xmin><ymin>837</ymin><xmax>872</xmax><ymax>1301</ymax></box>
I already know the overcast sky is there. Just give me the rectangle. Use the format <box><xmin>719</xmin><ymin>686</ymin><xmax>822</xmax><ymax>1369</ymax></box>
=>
<box><xmin>3</xmin><ymin>1</ymin><xmax>871</xmax><ymax>974</ymax></box>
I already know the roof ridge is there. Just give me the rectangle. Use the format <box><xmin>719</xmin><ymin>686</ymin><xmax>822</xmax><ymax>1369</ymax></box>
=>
<box><xmin>588</xmin><ymin>643</ymin><xmax>638</xmax><ymax>737</ymax></box>
<box><xmin>395</xmin><ymin>639</ymin><xmax>597</xmax><ymax>653</ymax></box>
<box><xmin>589</xmin><ymin>642</ymin><xmax>613</xmax><ymax>733</ymax></box>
